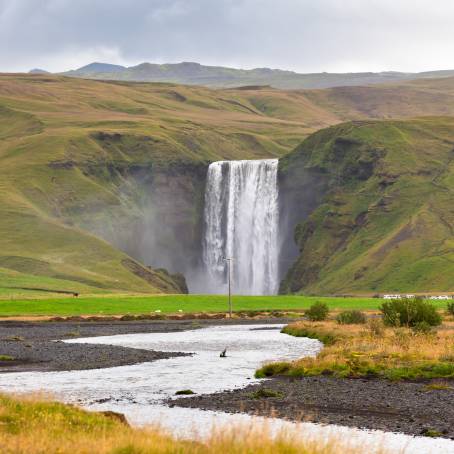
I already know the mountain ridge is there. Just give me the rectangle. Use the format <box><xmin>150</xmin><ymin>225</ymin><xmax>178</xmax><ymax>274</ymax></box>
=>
<box><xmin>31</xmin><ymin>61</ymin><xmax>454</xmax><ymax>90</ymax></box>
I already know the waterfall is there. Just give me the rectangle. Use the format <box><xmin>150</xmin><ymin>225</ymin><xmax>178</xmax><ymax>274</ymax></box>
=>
<box><xmin>202</xmin><ymin>159</ymin><xmax>279</xmax><ymax>295</ymax></box>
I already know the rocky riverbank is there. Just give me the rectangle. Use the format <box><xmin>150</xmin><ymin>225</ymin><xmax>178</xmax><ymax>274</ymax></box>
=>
<box><xmin>172</xmin><ymin>375</ymin><xmax>454</xmax><ymax>439</ymax></box>
<box><xmin>0</xmin><ymin>319</ymin><xmax>291</xmax><ymax>373</ymax></box>
<box><xmin>0</xmin><ymin>320</ymin><xmax>197</xmax><ymax>372</ymax></box>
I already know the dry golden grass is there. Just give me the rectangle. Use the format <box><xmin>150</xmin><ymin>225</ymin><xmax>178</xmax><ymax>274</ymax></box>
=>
<box><xmin>257</xmin><ymin>319</ymin><xmax>454</xmax><ymax>381</ymax></box>
<box><xmin>0</xmin><ymin>393</ymin><xmax>389</xmax><ymax>454</ymax></box>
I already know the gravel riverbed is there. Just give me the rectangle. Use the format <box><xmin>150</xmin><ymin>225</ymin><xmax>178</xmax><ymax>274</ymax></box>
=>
<box><xmin>0</xmin><ymin>319</ymin><xmax>291</xmax><ymax>372</ymax></box>
<box><xmin>173</xmin><ymin>375</ymin><xmax>454</xmax><ymax>439</ymax></box>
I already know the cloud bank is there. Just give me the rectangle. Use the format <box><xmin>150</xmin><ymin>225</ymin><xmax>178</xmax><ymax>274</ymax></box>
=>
<box><xmin>1</xmin><ymin>0</ymin><xmax>454</xmax><ymax>73</ymax></box>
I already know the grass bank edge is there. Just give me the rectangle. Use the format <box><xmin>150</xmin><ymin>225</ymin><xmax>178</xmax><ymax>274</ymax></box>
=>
<box><xmin>256</xmin><ymin>315</ymin><xmax>454</xmax><ymax>381</ymax></box>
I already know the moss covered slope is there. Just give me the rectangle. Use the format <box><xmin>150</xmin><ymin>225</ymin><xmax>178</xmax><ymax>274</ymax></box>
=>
<box><xmin>280</xmin><ymin>118</ymin><xmax>454</xmax><ymax>294</ymax></box>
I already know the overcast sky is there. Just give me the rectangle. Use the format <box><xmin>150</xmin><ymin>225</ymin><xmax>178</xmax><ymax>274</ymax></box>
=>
<box><xmin>1</xmin><ymin>0</ymin><xmax>454</xmax><ymax>74</ymax></box>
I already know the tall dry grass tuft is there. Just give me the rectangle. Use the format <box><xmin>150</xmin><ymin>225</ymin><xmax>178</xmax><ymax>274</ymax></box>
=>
<box><xmin>258</xmin><ymin>320</ymin><xmax>454</xmax><ymax>380</ymax></box>
<box><xmin>0</xmin><ymin>393</ymin><xmax>390</xmax><ymax>454</ymax></box>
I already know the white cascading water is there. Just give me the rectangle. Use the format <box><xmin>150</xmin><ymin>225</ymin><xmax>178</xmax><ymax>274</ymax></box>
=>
<box><xmin>202</xmin><ymin>159</ymin><xmax>279</xmax><ymax>295</ymax></box>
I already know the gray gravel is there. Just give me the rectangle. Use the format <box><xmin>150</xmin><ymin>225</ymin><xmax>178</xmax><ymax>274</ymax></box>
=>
<box><xmin>0</xmin><ymin>319</ymin><xmax>290</xmax><ymax>372</ymax></box>
<box><xmin>172</xmin><ymin>376</ymin><xmax>454</xmax><ymax>439</ymax></box>
<box><xmin>0</xmin><ymin>320</ymin><xmax>197</xmax><ymax>372</ymax></box>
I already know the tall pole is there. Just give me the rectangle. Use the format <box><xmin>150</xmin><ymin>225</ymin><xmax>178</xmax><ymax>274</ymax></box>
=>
<box><xmin>224</xmin><ymin>257</ymin><xmax>233</xmax><ymax>318</ymax></box>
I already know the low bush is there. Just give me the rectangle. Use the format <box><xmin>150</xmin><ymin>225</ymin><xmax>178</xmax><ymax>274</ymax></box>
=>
<box><xmin>380</xmin><ymin>298</ymin><xmax>441</xmax><ymax>327</ymax></box>
<box><xmin>175</xmin><ymin>389</ymin><xmax>195</xmax><ymax>395</ymax></box>
<box><xmin>447</xmin><ymin>302</ymin><xmax>454</xmax><ymax>316</ymax></box>
<box><xmin>367</xmin><ymin>318</ymin><xmax>385</xmax><ymax>336</ymax></box>
<box><xmin>412</xmin><ymin>321</ymin><xmax>434</xmax><ymax>334</ymax></box>
<box><xmin>336</xmin><ymin>310</ymin><xmax>366</xmax><ymax>325</ymax></box>
<box><xmin>304</xmin><ymin>302</ymin><xmax>329</xmax><ymax>321</ymax></box>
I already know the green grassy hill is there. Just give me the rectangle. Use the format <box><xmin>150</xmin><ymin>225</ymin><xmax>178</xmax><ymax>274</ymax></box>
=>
<box><xmin>0</xmin><ymin>74</ymin><xmax>322</xmax><ymax>295</ymax></box>
<box><xmin>280</xmin><ymin>117</ymin><xmax>454</xmax><ymax>294</ymax></box>
<box><xmin>1</xmin><ymin>74</ymin><xmax>454</xmax><ymax>295</ymax></box>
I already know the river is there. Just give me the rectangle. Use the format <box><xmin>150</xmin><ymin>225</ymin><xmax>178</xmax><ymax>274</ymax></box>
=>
<box><xmin>0</xmin><ymin>324</ymin><xmax>452</xmax><ymax>453</ymax></box>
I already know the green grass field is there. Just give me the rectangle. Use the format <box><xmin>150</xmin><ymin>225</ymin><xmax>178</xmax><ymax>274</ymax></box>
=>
<box><xmin>0</xmin><ymin>294</ymin><xmax>449</xmax><ymax>317</ymax></box>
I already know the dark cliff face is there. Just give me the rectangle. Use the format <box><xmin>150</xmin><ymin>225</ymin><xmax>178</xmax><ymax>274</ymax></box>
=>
<box><xmin>278</xmin><ymin>154</ymin><xmax>329</xmax><ymax>286</ymax></box>
<box><xmin>53</xmin><ymin>132</ymin><xmax>209</xmax><ymax>292</ymax></box>
<box><xmin>126</xmin><ymin>162</ymin><xmax>207</xmax><ymax>277</ymax></box>
<box><xmin>278</xmin><ymin>119</ymin><xmax>454</xmax><ymax>295</ymax></box>
<box><xmin>78</xmin><ymin>161</ymin><xmax>207</xmax><ymax>285</ymax></box>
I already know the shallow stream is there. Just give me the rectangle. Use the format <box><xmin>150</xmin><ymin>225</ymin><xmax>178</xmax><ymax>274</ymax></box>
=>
<box><xmin>0</xmin><ymin>324</ymin><xmax>452</xmax><ymax>453</ymax></box>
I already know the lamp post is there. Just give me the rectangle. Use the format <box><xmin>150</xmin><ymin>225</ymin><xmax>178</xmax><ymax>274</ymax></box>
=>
<box><xmin>223</xmin><ymin>257</ymin><xmax>233</xmax><ymax>318</ymax></box>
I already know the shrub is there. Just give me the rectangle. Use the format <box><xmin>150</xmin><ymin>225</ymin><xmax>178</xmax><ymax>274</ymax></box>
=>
<box><xmin>304</xmin><ymin>302</ymin><xmax>329</xmax><ymax>321</ymax></box>
<box><xmin>367</xmin><ymin>318</ymin><xmax>385</xmax><ymax>336</ymax></box>
<box><xmin>447</xmin><ymin>302</ymin><xmax>454</xmax><ymax>316</ymax></box>
<box><xmin>412</xmin><ymin>321</ymin><xmax>434</xmax><ymax>334</ymax></box>
<box><xmin>380</xmin><ymin>298</ymin><xmax>442</xmax><ymax>328</ymax></box>
<box><xmin>336</xmin><ymin>310</ymin><xmax>366</xmax><ymax>325</ymax></box>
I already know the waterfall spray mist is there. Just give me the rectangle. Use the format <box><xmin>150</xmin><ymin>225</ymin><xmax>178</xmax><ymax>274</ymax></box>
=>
<box><xmin>202</xmin><ymin>159</ymin><xmax>279</xmax><ymax>295</ymax></box>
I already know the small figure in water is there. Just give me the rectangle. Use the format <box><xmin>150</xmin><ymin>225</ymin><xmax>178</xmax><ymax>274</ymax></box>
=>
<box><xmin>220</xmin><ymin>348</ymin><xmax>227</xmax><ymax>358</ymax></box>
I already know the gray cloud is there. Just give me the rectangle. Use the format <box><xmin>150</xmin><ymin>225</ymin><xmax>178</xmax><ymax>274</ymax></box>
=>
<box><xmin>1</xmin><ymin>0</ymin><xmax>454</xmax><ymax>73</ymax></box>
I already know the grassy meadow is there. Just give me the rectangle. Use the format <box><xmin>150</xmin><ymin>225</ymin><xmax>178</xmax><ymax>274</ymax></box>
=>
<box><xmin>0</xmin><ymin>293</ymin><xmax>450</xmax><ymax>317</ymax></box>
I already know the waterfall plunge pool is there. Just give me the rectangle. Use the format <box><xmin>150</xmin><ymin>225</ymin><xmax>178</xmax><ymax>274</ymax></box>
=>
<box><xmin>0</xmin><ymin>324</ymin><xmax>452</xmax><ymax>453</ymax></box>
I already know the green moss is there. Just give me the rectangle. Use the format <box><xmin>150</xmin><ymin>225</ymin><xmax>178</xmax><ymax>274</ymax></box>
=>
<box><xmin>421</xmin><ymin>429</ymin><xmax>443</xmax><ymax>438</ymax></box>
<box><xmin>0</xmin><ymin>355</ymin><xmax>14</xmax><ymax>361</ymax></box>
<box><xmin>248</xmin><ymin>388</ymin><xmax>284</xmax><ymax>399</ymax></box>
